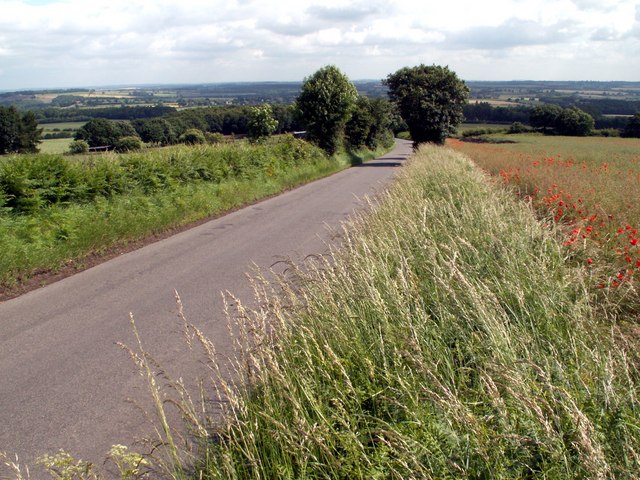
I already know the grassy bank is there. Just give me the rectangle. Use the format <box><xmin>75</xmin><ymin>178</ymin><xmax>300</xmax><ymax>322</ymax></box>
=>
<box><xmin>0</xmin><ymin>136</ymin><xmax>358</xmax><ymax>291</ymax></box>
<box><xmin>181</xmin><ymin>145</ymin><xmax>640</xmax><ymax>478</ymax></box>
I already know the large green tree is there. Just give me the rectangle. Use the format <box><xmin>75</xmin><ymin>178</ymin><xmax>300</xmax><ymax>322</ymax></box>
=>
<box><xmin>132</xmin><ymin>118</ymin><xmax>176</xmax><ymax>145</ymax></box>
<box><xmin>622</xmin><ymin>113</ymin><xmax>640</xmax><ymax>138</ymax></box>
<box><xmin>295</xmin><ymin>65</ymin><xmax>358</xmax><ymax>154</ymax></box>
<box><xmin>345</xmin><ymin>97</ymin><xmax>395</xmax><ymax>150</ymax></box>
<box><xmin>0</xmin><ymin>106</ymin><xmax>42</xmax><ymax>154</ymax></box>
<box><xmin>556</xmin><ymin>107</ymin><xmax>594</xmax><ymax>136</ymax></box>
<box><xmin>530</xmin><ymin>104</ymin><xmax>563</xmax><ymax>134</ymax></box>
<box><xmin>384</xmin><ymin>65</ymin><xmax>469</xmax><ymax>145</ymax></box>
<box><xmin>530</xmin><ymin>104</ymin><xmax>594</xmax><ymax>136</ymax></box>
<box><xmin>75</xmin><ymin>118</ymin><xmax>139</xmax><ymax>148</ymax></box>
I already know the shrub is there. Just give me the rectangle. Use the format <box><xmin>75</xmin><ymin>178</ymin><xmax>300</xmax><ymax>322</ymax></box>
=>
<box><xmin>68</xmin><ymin>140</ymin><xmax>89</xmax><ymax>154</ymax></box>
<box><xmin>179</xmin><ymin>128</ymin><xmax>206</xmax><ymax>145</ymax></box>
<box><xmin>205</xmin><ymin>132</ymin><xmax>225</xmax><ymax>144</ymax></box>
<box><xmin>507</xmin><ymin>121</ymin><xmax>530</xmax><ymax>134</ymax></box>
<box><xmin>595</xmin><ymin>128</ymin><xmax>620</xmax><ymax>137</ymax></box>
<box><xmin>461</xmin><ymin>127</ymin><xmax>506</xmax><ymax>137</ymax></box>
<box><xmin>114</xmin><ymin>136</ymin><xmax>143</xmax><ymax>153</ymax></box>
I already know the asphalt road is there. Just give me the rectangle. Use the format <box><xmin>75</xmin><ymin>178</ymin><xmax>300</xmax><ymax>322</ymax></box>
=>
<box><xmin>0</xmin><ymin>140</ymin><xmax>412</xmax><ymax>471</ymax></box>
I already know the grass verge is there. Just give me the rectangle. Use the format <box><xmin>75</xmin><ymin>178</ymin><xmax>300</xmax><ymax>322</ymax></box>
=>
<box><xmin>183</xmin><ymin>145</ymin><xmax>639</xmax><ymax>478</ymax></box>
<box><xmin>0</xmin><ymin>136</ymin><xmax>382</xmax><ymax>294</ymax></box>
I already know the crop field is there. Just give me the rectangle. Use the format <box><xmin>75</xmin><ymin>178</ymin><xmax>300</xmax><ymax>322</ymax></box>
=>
<box><xmin>448</xmin><ymin>134</ymin><xmax>640</xmax><ymax>305</ymax></box>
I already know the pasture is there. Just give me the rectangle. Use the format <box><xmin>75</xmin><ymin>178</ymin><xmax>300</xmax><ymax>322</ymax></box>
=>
<box><xmin>38</xmin><ymin>138</ymin><xmax>73</xmax><ymax>154</ymax></box>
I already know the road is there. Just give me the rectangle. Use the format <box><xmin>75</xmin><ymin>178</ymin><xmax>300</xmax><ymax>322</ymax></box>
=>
<box><xmin>0</xmin><ymin>140</ymin><xmax>412</xmax><ymax>471</ymax></box>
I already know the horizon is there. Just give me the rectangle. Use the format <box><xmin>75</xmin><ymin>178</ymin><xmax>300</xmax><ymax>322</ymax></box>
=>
<box><xmin>3</xmin><ymin>78</ymin><xmax>640</xmax><ymax>96</ymax></box>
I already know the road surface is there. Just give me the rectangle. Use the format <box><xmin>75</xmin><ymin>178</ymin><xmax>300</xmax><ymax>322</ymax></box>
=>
<box><xmin>0</xmin><ymin>140</ymin><xmax>412</xmax><ymax>472</ymax></box>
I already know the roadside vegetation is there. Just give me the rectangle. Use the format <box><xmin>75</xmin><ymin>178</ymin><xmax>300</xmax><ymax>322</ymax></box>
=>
<box><xmin>3</xmin><ymin>66</ymin><xmax>640</xmax><ymax>479</ymax></box>
<box><xmin>0</xmin><ymin>135</ymin><xmax>389</xmax><ymax>293</ymax></box>
<box><xmin>0</xmin><ymin>65</ymin><xmax>397</xmax><ymax>293</ymax></box>
<box><xmin>128</xmin><ymin>145</ymin><xmax>638</xmax><ymax>479</ymax></box>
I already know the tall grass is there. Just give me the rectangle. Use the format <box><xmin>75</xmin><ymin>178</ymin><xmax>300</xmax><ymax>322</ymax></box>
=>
<box><xmin>181</xmin><ymin>145</ymin><xmax>640</xmax><ymax>478</ymax></box>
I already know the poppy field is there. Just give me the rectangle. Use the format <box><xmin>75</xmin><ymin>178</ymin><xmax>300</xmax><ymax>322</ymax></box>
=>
<box><xmin>449</xmin><ymin>135</ymin><xmax>640</xmax><ymax>308</ymax></box>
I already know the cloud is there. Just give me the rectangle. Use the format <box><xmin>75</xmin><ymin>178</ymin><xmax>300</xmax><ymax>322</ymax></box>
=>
<box><xmin>0</xmin><ymin>0</ymin><xmax>638</xmax><ymax>89</ymax></box>
<box><xmin>570</xmin><ymin>0</ymin><xmax>619</xmax><ymax>11</ymax></box>
<box><xmin>306</xmin><ymin>3</ymin><xmax>382</xmax><ymax>22</ymax></box>
<box><xmin>590</xmin><ymin>27</ymin><xmax>620</xmax><ymax>41</ymax></box>
<box><xmin>446</xmin><ymin>18</ymin><xmax>577</xmax><ymax>50</ymax></box>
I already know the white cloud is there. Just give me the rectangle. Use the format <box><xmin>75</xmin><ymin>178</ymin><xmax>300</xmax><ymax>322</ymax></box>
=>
<box><xmin>0</xmin><ymin>0</ymin><xmax>638</xmax><ymax>90</ymax></box>
<box><xmin>446</xmin><ymin>18</ymin><xmax>579</xmax><ymax>50</ymax></box>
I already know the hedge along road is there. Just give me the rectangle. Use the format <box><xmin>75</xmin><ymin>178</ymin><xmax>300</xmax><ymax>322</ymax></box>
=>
<box><xmin>0</xmin><ymin>140</ymin><xmax>413</xmax><ymax>471</ymax></box>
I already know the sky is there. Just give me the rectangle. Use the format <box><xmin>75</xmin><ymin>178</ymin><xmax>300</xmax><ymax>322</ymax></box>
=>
<box><xmin>0</xmin><ymin>0</ymin><xmax>639</xmax><ymax>90</ymax></box>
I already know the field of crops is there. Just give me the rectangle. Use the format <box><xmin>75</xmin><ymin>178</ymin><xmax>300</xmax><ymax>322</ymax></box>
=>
<box><xmin>449</xmin><ymin>134</ymin><xmax>640</xmax><ymax>313</ymax></box>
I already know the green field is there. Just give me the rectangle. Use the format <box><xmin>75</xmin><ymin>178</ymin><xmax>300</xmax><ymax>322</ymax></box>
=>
<box><xmin>39</xmin><ymin>121</ymin><xmax>86</xmax><ymax>132</ymax></box>
<box><xmin>38</xmin><ymin>138</ymin><xmax>73</xmax><ymax>154</ymax></box>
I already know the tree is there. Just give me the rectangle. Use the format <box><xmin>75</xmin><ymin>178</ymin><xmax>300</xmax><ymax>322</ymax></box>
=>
<box><xmin>295</xmin><ymin>65</ymin><xmax>358</xmax><ymax>154</ymax></box>
<box><xmin>19</xmin><ymin>111</ymin><xmax>42</xmax><ymax>153</ymax></box>
<box><xmin>179</xmin><ymin>128</ymin><xmax>206</xmax><ymax>145</ymax></box>
<box><xmin>247</xmin><ymin>104</ymin><xmax>278</xmax><ymax>142</ymax></box>
<box><xmin>556</xmin><ymin>107</ymin><xmax>594</xmax><ymax>136</ymax></box>
<box><xmin>132</xmin><ymin>118</ymin><xmax>176</xmax><ymax>145</ymax></box>
<box><xmin>0</xmin><ymin>106</ymin><xmax>42</xmax><ymax>154</ymax></box>
<box><xmin>530</xmin><ymin>104</ymin><xmax>594</xmax><ymax>136</ymax></box>
<box><xmin>75</xmin><ymin>118</ymin><xmax>139</xmax><ymax>148</ymax></box>
<box><xmin>530</xmin><ymin>104</ymin><xmax>563</xmax><ymax>134</ymax></box>
<box><xmin>622</xmin><ymin>113</ymin><xmax>640</xmax><ymax>138</ymax></box>
<box><xmin>345</xmin><ymin>97</ymin><xmax>395</xmax><ymax>150</ymax></box>
<box><xmin>345</xmin><ymin>97</ymin><xmax>373</xmax><ymax>149</ymax></box>
<box><xmin>384</xmin><ymin>65</ymin><xmax>469</xmax><ymax>145</ymax></box>
<box><xmin>0</xmin><ymin>106</ymin><xmax>21</xmax><ymax>154</ymax></box>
